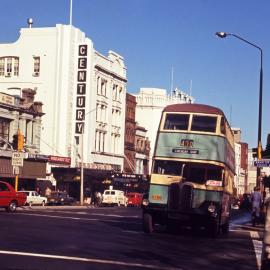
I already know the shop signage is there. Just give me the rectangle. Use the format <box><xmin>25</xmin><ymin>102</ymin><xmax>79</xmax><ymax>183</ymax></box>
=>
<box><xmin>254</xmin><ymin>159</ymin><xmax>270</xmax><ymax>167</ymax></box>
<box><xmin>0</xmin><ymin>92</ymin><xmax>15</xmax><ymax>106</ymax></box>
<box><xmin>49</xmin><ymin>155</ymin><xmax>71</xmax><ymax>165</ymax></box>
<box><xmin>75</xmin><ymin>44</ymin><xmax>88</xmax><ymax>134</ymax></box>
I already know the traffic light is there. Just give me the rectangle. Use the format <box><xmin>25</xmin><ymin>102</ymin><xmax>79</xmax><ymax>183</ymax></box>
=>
<box><xmin>18</xmin><ymin>133</ymin><xmax>24</xmax><ymax>151</ymax></box>
<box><xmin>12</xmin><ymin>134</ymin><xmax>18</xmax><ymax>150</ymax></box>
<box><xmin>12</xmin><ymin>133</ymin><xmax>24</xmax><ymax>151</ymax></box>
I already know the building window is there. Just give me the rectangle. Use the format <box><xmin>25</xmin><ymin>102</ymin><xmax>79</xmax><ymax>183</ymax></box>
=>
<box><xmin>0</xmin><ymin>57</ymin><xmax>20</xmax><ymax>77</ymax></box>
<box><xmin>112</xmin><ymin>84</ymin><xmax>117</xmax><ymax>101</ymax></box>
<box><xmin>0</xmin><ymin>58</ymin><xmax>5</xmax><ymax>76</ymax></box>
<box><xmin>0</xmin><ymin>118</ymin><xmax>10</xmax><ymax>141</ymax></box>
<box><xmin>14</xmin><ymin>58</ymin><xmax>19</xmax><ymax>76</ymax></box>
<box><xmin>97</xmin><ymin>77</ymin><xmax>100</xmax><ymax>95</ymax></box>
<box><xmin>96</xmin><ymin>103</ymin><xmax>107</xmax><ymax>123</ymax></box>
<box><xmin>97</xmin><ymin>77</ymin><xmax>107</xmax><ymax>97</ymax></box>
<box><xmin>33</xmin><ymin>56</ymin><xmax>40</xmax><ymax>76</ymax></box>
<box><xmin>95</xmin><ymin>130</ymin><xmax>106</xmax><ymax>152</ymax></box>
<box><xmin>111</xmin><ymin>133</ymin><xmax>120</xmax><ymax>154</ymax></box>
<box><xmin>7</xmin><ymin>58</ymin><xmax>12</xmax><ymax>73</ymax></box>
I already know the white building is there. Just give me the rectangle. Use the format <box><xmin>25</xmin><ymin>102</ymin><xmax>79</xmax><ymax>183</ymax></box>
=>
<box><xmin>234</xmin><ymin>142</ymin><xmax>242</xmax><ymax>194</ymax></box>
<box><xmin>133</xmin><ymin>87</ymin><xmax>194</xmax><ymax>172</ymax></box>
<box><xmin>248</xmin><ymin>149</ymin><xmax>257</xmax><ymax>192</ymax></box>
<box><xmin>0</xmin><ymin>23</ymin><xmax>127</xmax><ymax>171</ymax></box>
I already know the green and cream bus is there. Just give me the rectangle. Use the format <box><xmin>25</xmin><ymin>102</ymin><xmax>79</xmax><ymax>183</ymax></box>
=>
<box><xmin>142</xmin><ymin>103</ymin><xmax>235</xmax><ymax>237</ymax></box>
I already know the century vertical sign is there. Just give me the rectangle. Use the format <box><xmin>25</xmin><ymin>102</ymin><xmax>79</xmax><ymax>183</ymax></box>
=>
<box><xmin>75</xmin><ymin>44</ymin><xmax>88</xmax><ymax>134</ymax></box>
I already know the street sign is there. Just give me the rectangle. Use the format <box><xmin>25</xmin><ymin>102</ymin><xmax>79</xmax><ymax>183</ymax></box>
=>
<box><xmin>12</xmin><ymin>152</ymin><xmax>24</xmax><ymax>167</ymax></box>
<box><xmin>254</xmin><ymin>159</ymin><xmax>270</xmax><ymax>167</ymax></box>
<box><xmin>12</xmin><ymin>166</ymin><xmax>20</xmax><ymax>175</ymax></box>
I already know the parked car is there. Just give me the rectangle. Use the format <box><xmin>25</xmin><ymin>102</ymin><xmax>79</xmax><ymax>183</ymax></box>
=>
<box><xmin>0</xmin><ymin>181</ymin><xmax>26</xmax><ymax>212</ymax></box>
<box><xmin>102</xmin><ymin>189</ymin><xmax>127</xmax><ymax>206</ymax></box>
<box><xmin>18</xmin><ymin>190</ymin><xmax>47</xmax><ymax>206</ymax></box>
<box><xmin>126</xmin><ymin>192</ymin><xmax>143</xmax><ymax>207</ymax></box>
<box><xmin>47</xmin><ymin>191</ymin><xmax>76</xmax><ymax>205</ymax></box>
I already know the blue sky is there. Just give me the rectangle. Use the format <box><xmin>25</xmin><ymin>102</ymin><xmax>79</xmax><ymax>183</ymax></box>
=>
<box><xmin>1</xmin><ymin>0</ymin><xmax>270</xmax><ymax>149</ymax></box>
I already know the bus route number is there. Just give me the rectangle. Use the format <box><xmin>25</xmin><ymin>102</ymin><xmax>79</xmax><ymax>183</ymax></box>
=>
<box><xmin>152</xmin><ymin>194</ymin><xmax>162</xmax><ymax>201</ymax></box>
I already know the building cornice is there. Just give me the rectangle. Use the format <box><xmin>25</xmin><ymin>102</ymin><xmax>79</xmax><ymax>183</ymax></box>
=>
<box><xmin>95</xmin><ymin>64</ymin><xmax>127</xmax><ymax>83</ymax></box>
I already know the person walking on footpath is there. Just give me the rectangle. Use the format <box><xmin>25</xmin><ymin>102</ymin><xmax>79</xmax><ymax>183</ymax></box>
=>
<box><xmin>251</xmin><ymin>186</ymin><xmax>263</xmax><ymax>226</ymax></box>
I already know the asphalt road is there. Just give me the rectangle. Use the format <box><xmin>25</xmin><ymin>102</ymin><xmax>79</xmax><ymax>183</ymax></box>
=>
<box><xmin>0</xmin><ymin>206</ymin><xmax>263</xmax><ymax>270</ymax></box>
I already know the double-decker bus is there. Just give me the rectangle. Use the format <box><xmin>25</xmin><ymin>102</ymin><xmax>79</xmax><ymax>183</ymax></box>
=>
<box><xmin>142</xmin><ymin>103</ymin><xmax>235</xmax><ymax>237</ymax></box>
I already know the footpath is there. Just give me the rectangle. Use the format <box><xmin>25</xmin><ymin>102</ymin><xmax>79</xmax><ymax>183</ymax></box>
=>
<box><xmin>231</xmin><ymin>208</ymin><xmax>265</xmax><ymax>233</ymax></box>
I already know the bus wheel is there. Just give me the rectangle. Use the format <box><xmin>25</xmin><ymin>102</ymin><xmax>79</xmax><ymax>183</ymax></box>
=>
<box><xmin>207</xmin><ymin>219</ymin><xmax>220</xmax><ymax>238</ymax></box>
<box><xmin>143</xmin><ymin>213</ymin><xmax>154</xmax><ymax>233</ymax></box>
<box><xmin>221</xmin><ymin>222</ymin><xmax>229</xmax><ymax>234</ymax></box>
<box><xmin>167</xmin><ymin>219</ymin><xmax>177</xmax><ymax>233</ymax></box>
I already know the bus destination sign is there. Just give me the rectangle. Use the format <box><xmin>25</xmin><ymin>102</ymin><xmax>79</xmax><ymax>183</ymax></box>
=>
<box><xmin>172</xmin><ymin>148</ymin><xmax>199</xmax><ymax>154</ymax></box>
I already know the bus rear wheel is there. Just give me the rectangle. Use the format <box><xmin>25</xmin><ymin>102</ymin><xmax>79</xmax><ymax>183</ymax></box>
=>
<box><xmin>143</xmin><ymin>213</ymin><xmax>154</xmax><ymax>233</ymax></box>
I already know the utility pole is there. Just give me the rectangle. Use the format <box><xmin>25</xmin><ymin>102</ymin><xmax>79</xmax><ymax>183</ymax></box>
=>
<box><xmin>13</xmin><ymin>129</ymin><xmax>24</xmax><ymax>191</ymax></box>
<box><xmin>80</xmin><ymin>133</ymin><xmax>84</xmax><ymax>205</ymax></box>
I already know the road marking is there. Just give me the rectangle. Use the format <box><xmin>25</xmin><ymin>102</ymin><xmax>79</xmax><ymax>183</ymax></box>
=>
<box><xmin>250</xmin><ymin>231</ymin><xmax>262</xmax><ymax>270</ymax></box>
<box><xmin>122</xmin><ymin>230</ymin><xmax>143</xmax><ymax>234</ymax></box>
<box><xmin>17</xmin><ymin>212</ymin><xmax>140</xmax><ymax>225</ymax></box>
<box><xmin>0</xmin><ymin>250</ymin><xmax>183</xmax><ymax>270</ymax></box>
<box><xmin>230</xmin><ymin>227</ymin><xmax>262</xmax><ymax>270</ymax></box>
<box><xmin>30</xmin><ymin>209</ymin><xmax>140</xmax><ymax>218</ymax></box>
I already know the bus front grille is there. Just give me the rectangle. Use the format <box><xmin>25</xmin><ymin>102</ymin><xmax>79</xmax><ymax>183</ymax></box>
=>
<box><xmin>169</xmin><ymin>183</ymin><xmax>193</xmax><ymax>210</ymax></box>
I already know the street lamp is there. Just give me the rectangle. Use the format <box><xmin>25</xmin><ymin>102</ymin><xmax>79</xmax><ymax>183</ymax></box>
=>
<box><xmin>216</xmin><ymin>31</ymin><xmax>263</xmax><ymax>187</ymax></box>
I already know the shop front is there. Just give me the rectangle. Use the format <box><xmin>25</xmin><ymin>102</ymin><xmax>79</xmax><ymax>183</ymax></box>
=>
<box><xmin>0</xmin><ymin>156</ymin><xmax>47</xmax><ymax>190</ymax></box>
<box><xmin>51</xmin><ymin>167</ymin><xmax>115</xmax><ymax>201</ymax></box>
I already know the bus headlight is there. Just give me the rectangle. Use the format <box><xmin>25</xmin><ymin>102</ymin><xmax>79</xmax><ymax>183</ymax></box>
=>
<box><xmin>208</xmin><ymin>204</ymin><xmax>216</xmax><ymax>213</ymax></box>
<box><xmin>142</xmin><ymin>199</ymin><xmax>149</xmax><ymax>206</ymax></box>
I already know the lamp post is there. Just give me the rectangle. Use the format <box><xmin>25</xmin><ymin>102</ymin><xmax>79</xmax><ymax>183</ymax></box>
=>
<box><xmin>216</xmin><ymin>32</ymin><xmax>263</xmax><ymax>187</ymax></box>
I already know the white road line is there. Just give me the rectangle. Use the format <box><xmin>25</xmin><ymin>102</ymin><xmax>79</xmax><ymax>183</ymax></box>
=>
<box><xmin>17</xmin><ymin>212</ymin><xmax>140</xmax><ymax>224</ymax></box>
<box><xmin>250</xmin><ymin>231</ymin><xmax>262</xmax><ymax>270</ymax></box>
<box><xmin>0</xmin><ymin>250</ymin><xmax>182</xmax><ymax>270</ymax></box>
<box><xmin>122</xmin><ymin>230</ymin><xmax>143</xmax><ymax>234</ymax></box>
<box><xmin>33</xmin><ymin>210</ymin><xmax>140</xmax><ymax>218</ymax></box>
<box><xmin>17</xmin><ymin>213</ymin><xmax>99</xmax><ymax>221</ymax></box>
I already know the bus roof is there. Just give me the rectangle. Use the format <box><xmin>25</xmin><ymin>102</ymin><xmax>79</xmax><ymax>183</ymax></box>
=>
<box><xmin>163</xmin><ymin>103</ymin><xmax>225</xmax><ymax>116</ymax></box>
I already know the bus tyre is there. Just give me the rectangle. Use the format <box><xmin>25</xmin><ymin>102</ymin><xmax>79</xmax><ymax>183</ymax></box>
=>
<box><xmin>167</xmin><ymin>219</ymin><xmax>177</xmax><ymax>233</ymax></box>
<box><xmin>208</xmin><ymin>219</ymin><xmax>220</xmax><ymax>238</ymax></box>
<box><xmin>143</xmin><ymin>213</ymin><xmax>154</xmax><ymax>233</ymax></box>
<box><xmin>221</xmin><ymin>222</ymin><xmax>229</xmax><ymax>234</ymax></box>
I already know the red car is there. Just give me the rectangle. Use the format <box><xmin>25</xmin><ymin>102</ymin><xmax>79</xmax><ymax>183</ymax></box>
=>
<box><xmin>0</xmin><ymin>181</ymin><xmax>26</xmax><ymax>212</ymax></box>
<box><xmin>126</xmin><ymin>192</ymin><xmax>143</xmax><ymax>207</ymax></box>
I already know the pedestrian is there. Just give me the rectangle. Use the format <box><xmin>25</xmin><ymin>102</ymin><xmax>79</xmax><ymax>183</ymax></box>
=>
<box><xmin>36</xmin><ymin>187</ymin><xmax>41</xmax><ymax>195</ymax></box>
<box><xmin>45</xmin><ymin>186</ymin><xmax>52</xmax><ymax>197</ymax></box>
<box><xmin>251</xmin><ymin>186</ymin><xmax>263</xmax><ymax>226</ymax></box>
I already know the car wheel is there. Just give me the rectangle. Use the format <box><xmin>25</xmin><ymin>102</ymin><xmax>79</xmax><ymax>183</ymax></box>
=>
<box><xmin>41</xmin><ymin>201</ymin><xmax>46</xmax><ymax>206</ymax></box>
<box><xmin>6</xmin><ymin>201</ymin><xmax>17</xmax><ymax>213</ymax></box>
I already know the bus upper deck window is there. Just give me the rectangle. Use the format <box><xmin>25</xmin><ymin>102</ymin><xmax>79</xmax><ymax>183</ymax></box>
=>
<box><xmin>220</xmin><ymin>117</ymin><xmax>226</xmax><ymax>135</ymax></box>
<box><xmin>191</xmin><ymin>115</ymin><xmax>217</xmax><ymax>133</ymax></box>
<box><xmin>163</xmin><ymin>114</ymin><xmax>189</xmax><ymax>130</ymax></box>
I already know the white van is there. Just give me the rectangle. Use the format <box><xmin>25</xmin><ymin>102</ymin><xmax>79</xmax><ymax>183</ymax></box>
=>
<box><xmin>102</xmin><ymin>189</ymin><xmax>127</xmax><ymax>206</ymax></box>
